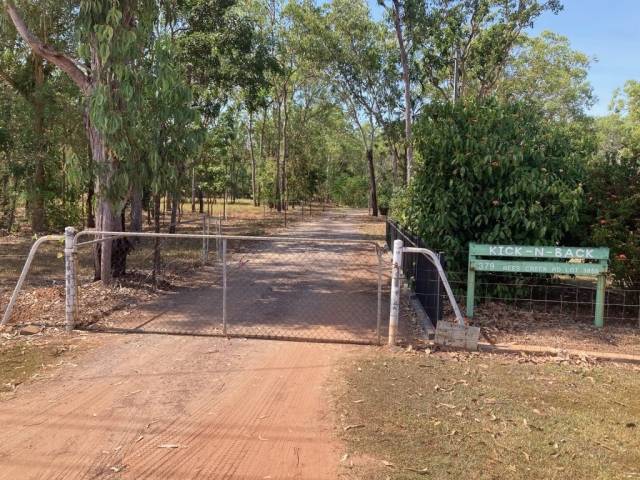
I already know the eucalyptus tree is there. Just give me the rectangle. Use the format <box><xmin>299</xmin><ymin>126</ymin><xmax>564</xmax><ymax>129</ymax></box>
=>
<box><xmin>290</xmin><ymin>0</ymin><xmax>402</xmax><ymax>215</ymax></box>
<box><xmin>0</xmin><ymin>0</ymin><xmax>80</xmax><ymax>231</ymax></box>
<box><xmin>498</xmin><ymin>30</ymin><xmax>596</xmax><ymax>121</ymax></box>
<box><xmin>175</xmin><ymin>0</ymin><xmax>279</xmax><ymax>208</ymax></box>
<box><xmin>3</xmin><ymin>0</ymin><xmax>208</xmax><ymax>284</ymax></box>
<box><xmin>376</xmin><ymin>0</ymin><xmax>414</xmax><ymax>183</ymax></box>
<box><xmin>402</xmin><ymin>0</ymin><xmax>563</xmax><ymax>101</ymax></box>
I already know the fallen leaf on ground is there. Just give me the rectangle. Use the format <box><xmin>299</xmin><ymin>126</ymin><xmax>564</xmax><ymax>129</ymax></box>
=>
<box><xmin>382</xmin><ymin>460</ymin><xmax>394</xmax><ymax>467</ymax></box>
<box><xmin>352</xmin><ymin>399</ymin><xmax>365</xmax><ymax>403</ymax></box>
<box><xmin>158</xmin><ymin>444</ymin><xmax>180</xmax><ymax>449</ymax></box>
<box><xmin>110</xmin><ymin>466</ymin><xmax>126</xmax><ymax>473</ymax></box>
<box><xmin>135</xmin><ymin>436</ymin><xmax>144</xmax><ymax>443</ymax></box>
<box><xmin>343</xmin><ymin>424</ymin><xmax>364</xmax><ymax>431</ymax></box>
<box><xmin>406</xmin><ymin>467</ymin><xmax>429</xmax><ymax>474</ymax></box>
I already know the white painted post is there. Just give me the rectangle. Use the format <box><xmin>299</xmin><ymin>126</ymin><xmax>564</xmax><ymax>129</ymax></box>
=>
<box><xmin>217</xmin><ymin>215</ymin><xmax>222</xmax><ymax>262</ymax></box>
<box><xmin>377</xmin><ymin>248</ymin><xmax>383</xmax><ymax>346</ymax></box>
<box><xmin>202</xmin><ymin>216</ymin><xmax>207</xmax><ymax>263</ymax></box>
<box><xmin>389</xmin><ymin>239</ymin><xmax>403</xmax><ymax>345</ymax></box>
<box><xmin>205</xmin><ymin>217</ymin><xmax>210</xmax><ymax>260</ymax></box>
<box><xmin>222</xmin><ymin>238</ymin><xmax>227</xmax><ymax>335</ymax></box>
<box><xmin>64</xmin><ymin>226</ymin><xmax>78</xmax><ymax>331</ymax></box>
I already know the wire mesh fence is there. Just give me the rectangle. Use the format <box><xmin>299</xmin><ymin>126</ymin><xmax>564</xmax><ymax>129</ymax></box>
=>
<box><xmin>446</xmin><ymin>268</ymin><xmax>640</xmax><ymax>327</ymax></box>
<box><xmin>73</xmin><ymin>232</ymin><xmax>387</xmax><ymax>344</ymax></box>
<box><xmin>386</xmin><ymin>220</ymin><xmax>445</xmax><ymax>325</ymax></box>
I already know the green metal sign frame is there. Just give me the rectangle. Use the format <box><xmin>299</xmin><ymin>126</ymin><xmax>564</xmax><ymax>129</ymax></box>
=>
<box><xmin>466</xmin><ymin>243</ymin><xmax>610</xmax><ymax>327</ymax></box>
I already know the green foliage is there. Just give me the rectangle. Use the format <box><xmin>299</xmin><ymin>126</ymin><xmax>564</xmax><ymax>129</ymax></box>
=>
<box><xmin>577</xmin><ymin>79</ymin><xmax>640</xmax><ymax>290</ymax></box>
<box><xmin>401</xmin><ymin>98</ymin><xmax>586</xmax><ymax>274</ymax></box>
<box><xmin>500</xmin><ymin>31</ymin><xmax>596</xmax><ymax>121</ymax></box>
<box><xmin>581</xmin><ymin>159</ymin><xmax>640</xmax><ymax>289</ymax></box>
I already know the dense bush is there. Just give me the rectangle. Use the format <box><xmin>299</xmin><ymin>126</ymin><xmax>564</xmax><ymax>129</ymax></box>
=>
<box><xmin>396</xmin><ymin>98</ymin><xmax>587</xmax><ymax>274</ymax></box>
<box><xmin>580</xmin><ymin>158</ymin><xmax>640</xmax><ymax>289</ymax></box>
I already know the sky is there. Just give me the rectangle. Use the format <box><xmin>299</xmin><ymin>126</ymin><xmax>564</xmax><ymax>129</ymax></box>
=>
<box><xmin>368</xmin><ymin>0</ymin><xmax>640</xmax><ymax>117</ymax></box>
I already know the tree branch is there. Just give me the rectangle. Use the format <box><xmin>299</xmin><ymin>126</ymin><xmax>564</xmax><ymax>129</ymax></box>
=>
<box><xmin>3</xmin><ymin>0</ymin><xmax>90</xmax><ymax>94</ymax></box>
<box><xmin>0</xmin><ymin>66</ymin><xmax>19</xmax><ymax>93</ymax></box>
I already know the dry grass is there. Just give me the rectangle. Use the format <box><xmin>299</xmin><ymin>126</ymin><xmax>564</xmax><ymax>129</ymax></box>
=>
<box><xmin>0</xmin><ymin>337</ymin><xmax>91</xmax><ymax>396</ymax></box>
<box><xmin>332</xmin><ymin>348</ymin><xmax>640</xmax><ymax>480</ymax></box>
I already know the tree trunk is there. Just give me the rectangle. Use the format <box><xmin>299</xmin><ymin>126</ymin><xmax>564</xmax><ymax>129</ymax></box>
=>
<box><xmin>384</xmin><ymin>125</ymin><xmax>399</xmax><ymax>188</ymax></box>
<box><xmin>198</xmin><ymin>187</ymin><xmax>204</xmax><ymax>213</ymax></box>
<box><xmin>191</xmin><ymin>167</ymin><xmax>196</xmax><ymax>212</ymax></box>
<box><xmin>367</xmin><ymin>148</ymin><xmax>378</xmax><ymax>217</ymax></box>
<box><xmin>152</xmin><ymin>194</ymin><xmax>161</xmax><ymax>283</ymax></box>
<box><xmin>282</xmin><ymin>84</ymin><xmax>288</xmax><ymax>212</ymax></box>
<box><xmin>275</xmin><ymin>97</ymin><xmax>282</xmax><ymax>212</ymax></box>
<box><xmin>88</xmin><ymin>113</ymin><xmax>119</xmax><ymax>285</ymax></box>
<box><xmin>31</xmin><ymin>53</ymin><xmax>46</xmax><ymax>232</ymax></box>
<box><xmin>86</xmin><ymin>182</ymin><xmax>95</xmax><ymax>228</ymax></box>
<box><xmin>130</xmin><ymin>187</ymin><xmax>142</xmax><ymax>243</ymax></box>
<box><xmin>249</xmin><ymin>111</ymin><xmax>257</xmax><ymax>206</ymax></box>
<box><xmin>169</xmin><ymin>190</ymin><xmax>179</xmax><ymax>234</ymax></box>
<box><xmin>391</xmin><ymin>0</ymin><xmax>413</xmax><ymax>183</ymax></box>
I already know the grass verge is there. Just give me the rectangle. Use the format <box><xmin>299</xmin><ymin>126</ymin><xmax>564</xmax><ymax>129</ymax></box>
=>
<box><xmin>333</xmin><ymin>348</ymin><xmax>640</xmax><ymax>479</ymax></box>
<box><xmin>0</xmin><ymin>338</ymin><xmax>88</xmax><ymax>396</ymax></box>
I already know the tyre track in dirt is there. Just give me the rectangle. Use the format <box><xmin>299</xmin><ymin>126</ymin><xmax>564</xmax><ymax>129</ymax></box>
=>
<box><xmin>0</xmin><ymin>209</ymin><xmax>384</xmax><ymax>479</ymax></box>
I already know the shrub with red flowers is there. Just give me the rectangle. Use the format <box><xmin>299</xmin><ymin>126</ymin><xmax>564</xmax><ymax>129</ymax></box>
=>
<box><xmin>582</xmin><ymin>158</ymin><xmax>640</xmax><ymax>289</ymax></box>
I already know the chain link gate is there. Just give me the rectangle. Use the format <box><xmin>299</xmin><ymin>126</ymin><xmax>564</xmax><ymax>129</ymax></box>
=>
<box><xmin>73</xmin><ymin>232</ymin><xmax>387</xmax><ymax>345</ymax></box>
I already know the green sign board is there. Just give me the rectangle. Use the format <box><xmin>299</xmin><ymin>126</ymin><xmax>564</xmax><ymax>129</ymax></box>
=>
<box><xmin>466</xmin><ymin>243</ymin><xmax>609</xmax><ymax>327</ymax></box>
<box><xmin>469</xmin><ymin>244</ymin><xmax>609</xmax><ymax>260</ymax></box>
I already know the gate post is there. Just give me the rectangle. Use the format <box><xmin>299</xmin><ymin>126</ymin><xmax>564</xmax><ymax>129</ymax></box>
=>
<box><xmin>65</xmin><ymin>226</ymin><xmax>79</xmax><ymax>331</ymax></box>
<box><xmin>222</xmin><ymin>238</ymin><xmax>227</xmax><ymax>335</ymax></box>
<box><xmin>389</xmin><ymin>239</ymin><xmax>403</xmax><ymax>345</ymax></box>
<box><xmin>595</xmin><ymin>274</ymin><xmax>605</xmax><ymax>328</ymax></box>
<box><xmin>377</xmin><ymin>247</ymin><xmax>382</xmax><ymax>346</ymax></box>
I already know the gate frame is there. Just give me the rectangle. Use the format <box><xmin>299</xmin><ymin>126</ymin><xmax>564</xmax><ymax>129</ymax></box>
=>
<box><xmin>71</xmin><ymin>230</ymin><xmax>385</xmax><ymax>345</ymax></box>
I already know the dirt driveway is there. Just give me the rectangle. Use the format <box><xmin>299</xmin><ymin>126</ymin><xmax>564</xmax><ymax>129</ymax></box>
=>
<box><xmin>0</xmin><ymin>209</ymin><xmax>388</xmax><ymax>479</ymax></box>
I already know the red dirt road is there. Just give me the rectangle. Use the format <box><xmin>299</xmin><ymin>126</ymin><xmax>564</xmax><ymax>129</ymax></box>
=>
<box><xmin>0</xmin><ymin>210</ymin><xmax>385</xmax><ymax>479</ymax></box>
<box><xmin>0</xmin><ymin>335</ymin><xmax>349</xmax><ymax>479</ymax></box>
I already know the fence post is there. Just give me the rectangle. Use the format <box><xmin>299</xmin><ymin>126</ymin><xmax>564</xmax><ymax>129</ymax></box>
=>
<box><xmin>389</xmin><ymin>239</ymin><xmax>403</xmax><ymax>345</ymax></box>
<box><xmin>466</xmin><ymin>245</ymin><xmax>476</xmax><ymax>317</ymax></box>
<box><xmin>65</xmin><ymin>226</ymin><xmax>78</xmax><ymax>331</ymax></box>
<box><xmin>377</xmin><ymin>247</ymin><xmax>382</xmax><ymax>346</ymax></box>
<box><xmin>595</xmin><ymin>274</ymin><xmax>605</xmax><ymax>328</ymax></box>
<box><xmin>202</xmin><ymin>216</ymin><xmax>207</xmax><ymax>263</ymax></box>
<box><xmin>217</xmin><ymin>215</ymin><xmax>222</xmax><ymax>262</ymax></box>
<box><xmin>206</xmin><ymin>217</ymin><xmax>210</xmax><ymax>260</ymax></box>
<box><xmin>222</xmin><ymin>238</ymin><xmax>227</xmax><ymax>335</ymax></box>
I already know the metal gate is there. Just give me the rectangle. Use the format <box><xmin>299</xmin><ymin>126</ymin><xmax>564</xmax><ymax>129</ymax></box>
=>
<box><xmin>73</xmin><ymin>232</ymin><xmax>388</xmax><ymax>345</ymax></box>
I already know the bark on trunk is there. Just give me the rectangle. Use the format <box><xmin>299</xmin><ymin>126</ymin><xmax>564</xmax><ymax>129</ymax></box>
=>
<box><xmin>152</xmin><ymin>194</ymin><xmax>161</xmax><ymax>283</ymax></box>
<box><xmin>87</xmin><ymin>113</ymin><xmax>119</xmax><ymax>285</ymax></box>
<box><xmin>384</xmin><ymin>125</ymin><xmax>399</xmax><ymax>188</ymax></box>
<box><xmin>86</xmin><ymin>181</ymin><xmax>95</xmax><ymax>228</ymax></box>
<box><xmin>32</xmin><ymin>53</ymin><xmax>46</xmax><ymax>232</ymax></box>
<box><xmin>130</xmin><ymin>187</ymin><xmax>142</xmax><ymax>242</ymax></box>
<box><xmin>169</xmin><ymin>190</ymin><xmax>179</xmax><ymax>234</ymax></box>
<box><xmin>191</xmin><ymin>167</ymin><xmax>196</xmax><ymax>212</ymax></box>
<box><xmin>275</xmin><ymin>97</ymin><xmax>282</xmax><ymax>212</ymax></box>
<box><xmin>367</xmin><ymin>148</ymin><xmax>378</xmax><ymax>217</ymax></box>
<box><xmin>249</xmin><ymin>111</ymin><xmax>258</xmax><ymax>206</ymax></box>
<box><xmin>198</xmin><ymin>187</ymin><xmax>204</xmax><ymax>213</ymax></box>
<box><xmin>282</xmin><ymin>84</ymin><xmax>288</xmax><ymax>212</ymax></box>
<box><xmin>392</xmin><ymin>0</ymin><xmax>413</xmax><ymax>183</ymax></box>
